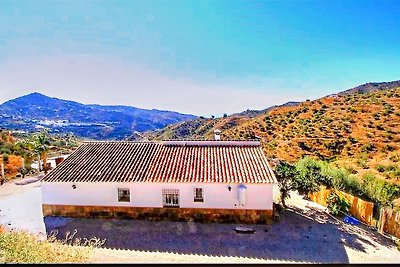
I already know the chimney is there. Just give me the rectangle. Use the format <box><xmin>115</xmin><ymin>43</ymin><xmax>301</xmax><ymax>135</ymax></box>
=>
<box><xmin>214</xmin><ymin>129</ymin><xmax>221</xmax><ymax>141</ymax></box>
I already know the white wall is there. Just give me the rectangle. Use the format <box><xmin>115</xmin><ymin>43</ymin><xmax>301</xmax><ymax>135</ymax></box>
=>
<box><xmin>42</xmin><ymin>182</ymin><xmax>274</xmax><ymax>210</ymax></box>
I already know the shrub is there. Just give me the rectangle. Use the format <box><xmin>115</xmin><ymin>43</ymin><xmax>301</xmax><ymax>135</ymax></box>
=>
<box><xmin>376</xmin><ymin>164</ymin><xmax>386</xmax><ymax>173</ymax></box>
<box><xmin>361</xmin><ymin>143</ymin><xmax>376</xmax><ymax>153</ymax></box>
<box><xmin>2</xmin><ymin>154</ymin><xmax>9</xmax><ymax>163</ymax></box>
<box><xmin>388</xmin><ymin>166</ymin><xmax>400</xmax><ymax>180</ymax></box>
<box><xmin>343</xmin><ymin>165</ymin><xmax>357</xmax><ymax>174</ymax></box>
<box><xmin>320</xmin><ymin>164</ymin><xmax>351</xmax><ymax>191</ymax></box>
<box><xmin>294</xmin><ymin>157</ymin><xmax>324</xmax><ymax>195</ymax></box>
<box><xmin>362</xmin><ymin>173</ymin><xmax>400</xmax><ymax>207</ymax></box>
<box><xmin>390</xmin><ymin>153</ymin><xmax>400</xmax><ymax>162</ymax></box>
<box><xmin>342</xmin><ymin>174</ymin><xmax>365</xmax><ymax>198</ymax></box>
<box><xmin>357</xmin><ymin>158</ymin><xmax>369</xmax><ymax>169</ymax></box>
<box><xmin>348</xmin><ymin>107</ymin><xmax>357</xmax><ymax>113</ymax></box>
<box><xmin>326</xmin><ymin>192</ymin><xmax>350</xmax><ymax>216</ymax></box>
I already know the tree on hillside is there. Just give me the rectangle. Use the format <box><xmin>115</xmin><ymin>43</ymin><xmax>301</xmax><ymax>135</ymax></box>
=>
<box><xmin>32</xmin><ymin>130</ymin><xmax>50</xmax><ymax>173</ymax></box>
<box><xmin>274</xmin><ymin>160</ymin><xmax>298</xmax><ymax>208</ymax></box>
<box><xmin>21</xmin><ymin>130</ymin><xmax>51</xmax><ymax>174</ymax></box>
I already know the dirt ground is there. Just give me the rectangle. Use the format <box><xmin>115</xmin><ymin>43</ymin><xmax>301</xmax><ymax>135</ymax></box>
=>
<box><xmin>1</xmin><ymin>179</ymin><xmax>400</xmax><ymax>263</ymax></box>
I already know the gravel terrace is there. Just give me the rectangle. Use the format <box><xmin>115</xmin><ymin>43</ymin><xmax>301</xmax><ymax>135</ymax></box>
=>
<box><xmin>1</xmin><ymin>179</ymin><xmax>400</xmax><ymax>263</ymax></box>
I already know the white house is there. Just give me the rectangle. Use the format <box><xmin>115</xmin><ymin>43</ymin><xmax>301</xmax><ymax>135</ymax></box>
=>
<box><xmin>41</xmin><ymin>140</ymin><xmax>277</xmax><ymax>224</ymax></box>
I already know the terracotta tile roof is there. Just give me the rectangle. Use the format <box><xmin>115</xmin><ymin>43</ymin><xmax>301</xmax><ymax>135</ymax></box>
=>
<box><xmin>43</xmin><ymin>141</ymin><xmax>277</xmax><ymax>184</ymax></box>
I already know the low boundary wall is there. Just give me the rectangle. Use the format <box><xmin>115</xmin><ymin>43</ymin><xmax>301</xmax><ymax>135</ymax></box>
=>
<box><xmin>43</xmin><ymin>204</ymin><xmax>274</xmax><ymax>224</ymax></box>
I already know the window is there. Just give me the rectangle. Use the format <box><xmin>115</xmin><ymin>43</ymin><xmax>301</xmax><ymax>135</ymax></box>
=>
<box><xmin>118</xmin><ymin>188</ymin><xmax>130</xmax><ymax>202</ymax></box>
<box><xmin>162</xmin><ymin>189</ymin><xmax>179</xmax><ymax>207</ymax></box>
<box><xmin>194</xmin><ymin>188</ymin><xmax>204</xmax><ymax>202</ymax></box>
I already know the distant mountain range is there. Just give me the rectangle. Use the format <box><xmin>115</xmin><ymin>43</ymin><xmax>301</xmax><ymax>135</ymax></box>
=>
<box><xmin>2</xmin><ymin>80</ymin><xmax>399</xmax><ymax>141</ymax></box>
<box><xmin>0</xmin><ymin>92</ymin><xmax>196</xmax><ymax>140</ymax></box>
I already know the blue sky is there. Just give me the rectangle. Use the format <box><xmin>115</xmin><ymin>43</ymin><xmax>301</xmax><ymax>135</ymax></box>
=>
<box><xmin>1</xmin><ymin>0</ymin><xmax>400</xmax><ymax>116</ymax></box>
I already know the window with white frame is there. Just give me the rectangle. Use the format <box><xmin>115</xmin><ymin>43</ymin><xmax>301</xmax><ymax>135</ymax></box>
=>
<box><xmin>193</xmin><ymin>188</ymin><xmax>204</xmax><ymax>202</ymax></box>
<box><xmin>118</xmin><ymin>188</ymin><xmax>130</xmax><ymax>202</ymax></box>
<box><xmin>162</xmin><ymin>189</ymin><xmax>179</xmax><ymax>207</ymax></box>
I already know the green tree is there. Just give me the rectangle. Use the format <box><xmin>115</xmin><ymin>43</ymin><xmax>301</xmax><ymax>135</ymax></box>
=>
<box><xmin>25</xmin><ymin>130</ymin><xmax>50</xmax><ymax>173</ymax></box>
<box><xmin>294</xmin><ymin>157</ymin><xmax>322</xmax><ymax>196</ymax></box>
<box><xmin>274</xmin><ymin>160</ymin><xmax>298</xmax><ymax>208</ymax></box>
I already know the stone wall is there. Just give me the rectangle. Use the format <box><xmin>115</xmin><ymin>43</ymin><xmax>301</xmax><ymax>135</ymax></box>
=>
<box><xmin>42</xmin><ymin>204</ymin><xmax>274</xmax><ymax>224</ymax></box>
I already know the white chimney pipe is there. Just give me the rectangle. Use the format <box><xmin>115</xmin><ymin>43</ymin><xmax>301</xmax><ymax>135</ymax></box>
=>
<box><xmin>214</xmin><ymin>129</ymin><xmax>221</xmax><ymax>141</ymax></box>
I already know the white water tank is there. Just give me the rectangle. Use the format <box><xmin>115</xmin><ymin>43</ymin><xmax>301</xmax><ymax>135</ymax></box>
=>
<box><xmin>238</xmin><ymin>184</ymin><xmax>247</xmax><ymax>206</ymax></box>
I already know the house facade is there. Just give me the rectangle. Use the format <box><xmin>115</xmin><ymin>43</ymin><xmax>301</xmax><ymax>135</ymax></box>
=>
<box><xmin>41</xmin><ymin>140</ymin><xmax>277</xmax><ymax>224</ymax></box>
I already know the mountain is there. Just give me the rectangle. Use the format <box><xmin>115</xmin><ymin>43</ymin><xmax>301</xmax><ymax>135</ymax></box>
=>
<box><xmin>145</xmin><ymin>100</ymin><xmax>301</xmax><ymax>141</ymax></box>
<box><xmin>146</xmin><ymin>81</ymin><xmax>400</xmax><ymax>185</ymax></box>
<box><xmin>336</xmin><ymin>80</ymin><xmax>400</xmax><ymax>96</ymax></box>
<box><xmin>0</xmin><ymin>92</ymin><xmax>196</xmax><ymax>140</ymax></box>
<box><xmin>231</xmin><ymin>101</ymin><xmax>301</xmax><ymax>118</ymax></box>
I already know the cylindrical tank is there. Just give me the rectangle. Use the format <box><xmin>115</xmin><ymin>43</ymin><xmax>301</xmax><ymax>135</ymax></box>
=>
<box><xmin>238</xmin><ymin>184</ymin><xmax>247</xmax><ymax>206</ymax></box>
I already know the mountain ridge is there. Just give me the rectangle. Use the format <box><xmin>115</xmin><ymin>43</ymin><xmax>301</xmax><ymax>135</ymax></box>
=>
<box><xmin>335</xmin><ymin>80</ymin><xmax>400</xmax><ymax>96</ymax></box>
<box><xmin>0</xmin><ymin>92</ymin><xmax>196</xmax><ymax>140</ymax></box>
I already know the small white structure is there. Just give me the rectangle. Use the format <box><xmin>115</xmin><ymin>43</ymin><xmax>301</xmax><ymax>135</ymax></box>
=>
<box><xmin>41</xmin><ymin>140</ymin><xmax>277</xmax><ymax>224</ymax></box>
<box><xmin>214</xmin><ymin>129</ymin><xmax>221</xmax><ymax>140</ymax></box>
<box><xmin>32</xmin><ymin>155</ymin><xmax>69</xmax><ymax>170</ymax></box>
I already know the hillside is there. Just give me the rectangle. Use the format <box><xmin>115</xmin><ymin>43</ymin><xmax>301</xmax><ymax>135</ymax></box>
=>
<box><xmin>0</xmin><ymin>130</ymin><xmax>80</xmax><ymax>179</ymax></box>
<box><xmin>338</xmin><ymin>80</ymin><xmax>400</xmax><ymax>96</ymax></box>
<box><xmin>0</xmin><ymin>92</ymin><xmax>196</xmax><ymax>140</ymax></box>
<box><xmin>147</xmin><ymin>101</ymin><xmax>300</xmax><ymax>141</ymax></box>
<box><xmin>148</xmin><ymin>81</ymin><xmax>400</xmax><ymax>185</ymax></box>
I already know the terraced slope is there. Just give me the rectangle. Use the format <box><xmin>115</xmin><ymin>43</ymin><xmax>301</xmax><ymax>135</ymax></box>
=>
<box><xmin>149</xmin><ymin>86</ymin><xmax>400</xmax><ymax>185</ymax></box>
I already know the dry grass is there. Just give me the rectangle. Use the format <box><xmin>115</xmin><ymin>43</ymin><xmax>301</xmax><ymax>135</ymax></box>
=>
<box><xmin>0</xmin><ymin>230</ymin><xmax>93</xmax><ymax>263</ymax></box>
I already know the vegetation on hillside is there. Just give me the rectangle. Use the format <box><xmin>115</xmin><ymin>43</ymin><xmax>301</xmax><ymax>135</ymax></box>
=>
<box><xmin>150</xmin><ymin>86</ymin><xmax>400</xmax><ymax>190</ymax></box>
<box><xmin>0</xmin><ymin>130</ymin><xmax>80</xmax><ymax>180</ymax></box>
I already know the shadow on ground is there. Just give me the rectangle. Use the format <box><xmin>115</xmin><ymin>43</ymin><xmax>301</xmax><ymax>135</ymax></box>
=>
<box><xmin>44</xmin><ymin>207</ymin><xmax>396</xmax><ymax>263</ymax></box>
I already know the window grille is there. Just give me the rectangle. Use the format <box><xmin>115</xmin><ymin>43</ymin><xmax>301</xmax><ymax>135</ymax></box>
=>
<box><xmin>194</xmin><ymin>188</ymin><xmax>204</xmax><ymax>202</ymax></box>
<box><xmin>118</xmin><ymin>188</ymin><xmax>130</xmax><ymax>202</ymax></box>
<box><xmin>162</xmin><ymin>189</ymin><xmax>180</xmax><ymax>207</ymax></box>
